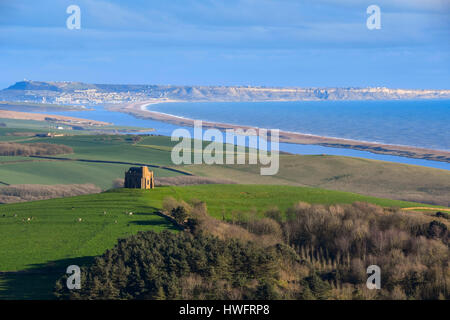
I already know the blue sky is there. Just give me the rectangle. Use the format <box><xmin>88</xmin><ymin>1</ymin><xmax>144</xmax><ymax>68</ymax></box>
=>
<box><xmin>0</xmin><ymin>0</ymin><xmax>449</xmax><ymax>89</ymax></box>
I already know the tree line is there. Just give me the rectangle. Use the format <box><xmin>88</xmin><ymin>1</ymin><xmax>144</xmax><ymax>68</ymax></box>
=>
<box><xmin>0</xmin><ymin>142</ymin><xmax>73</xmax><ymax>156</ymax></box>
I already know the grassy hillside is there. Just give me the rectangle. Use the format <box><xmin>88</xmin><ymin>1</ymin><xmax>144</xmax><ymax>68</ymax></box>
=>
<box><xmin>1</xmin><ymin>113</ymin><xmax>448</xmax><ymax>300</ymax></box>
<box><xmin>34</xmin><ymin>134</ymin><xmax>182</xmax><ymax>164</ymax></box>
<box><xmin>147</xmin><ymin>184</ymin><xmax>435</xmax><ymax>219</ymax></box>
<box><xmin>0</xmin><ymin>127</ymin><xmax>449</xmax><ymax>205</ymax></box>
<box><xmin>0</xmin><ymin>131</ymin><xmax>185</xmax><ymax>189</ymax></box>
<box><xmin>0</xmin><ymin>189</ymin><xmax>177</xmax><ymax>300</ymax></box>
<box><xmin>185</xmin><ymin>155</ymin><xmax>450</xmax><ymax>206</ymax></box>
<box><xmin>0</xmin><ymin>190</ymin><xmax>176</xmax><ymax>272</ymax></box>
<box><xmin>0</xmin><ymin>185</ymin><xmax>438</xmax><ymax>272</ymax></box>
<box><xmin>0</xmin><ymin>185</ymin><xmax>445</xmax><ymax>299</ymax></box>
<box><xmin>0</xmin><ymin>120</ymin><xmax>59</xmax><ymax>138</ymax></box>
<box><xmin>0</xmin><ymin>161</ymin><xmax>178</xmax><ymax>189</ymax></box>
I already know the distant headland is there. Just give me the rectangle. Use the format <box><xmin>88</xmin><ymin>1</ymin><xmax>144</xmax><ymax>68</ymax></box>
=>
<box><xmin>1</xmin><ymin>80</ymin><xmax>450</xmax><ymax>105</ymax></box>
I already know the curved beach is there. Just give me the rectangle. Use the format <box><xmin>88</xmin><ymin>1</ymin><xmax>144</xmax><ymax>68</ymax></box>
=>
<box><xmin>108</xmin><ymin>100</ymin><xmax>450</xmax><ymax>164</ymax></box>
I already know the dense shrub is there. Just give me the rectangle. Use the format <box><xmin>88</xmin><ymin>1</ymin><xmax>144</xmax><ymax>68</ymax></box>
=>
<box><xmin>55</xmin><ymin>231</ymin><xmax>281</xmax><ymax>300</ymax></box>
<box><xmin>54</xmin><ymin>200</ymin><xmax>450</xmax><ymax>300</ymax></box>
<box><xmin>246</xmin><ymin>218</ymin><xmax>282</xmax><ymax>237</ymax></box>
<box><xmin>171</xmin><ymin>206</ymin><xmax>188</xmax><ymax>224</ymax></box>
<box><xmin>0</xmin><ymin>142</ymin><xmax>73</xmax><ymax>156</ymax></box>
<box><xmin>436</xmin><ymin>211</ymin><xmax>449</xmax><ymax>220</ymax></box>
<box><xmin>282</xmin><ymin>202</ymin><xmax>449</xmax><ymax>299</ymax></box>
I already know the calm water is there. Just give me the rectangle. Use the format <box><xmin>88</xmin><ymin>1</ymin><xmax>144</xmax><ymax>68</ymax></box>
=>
<box><xmin>35</xmin><ymin>104</ymin><xmax>450</xmax><ymax>170</ymax></box>
<box><xmin>149</xmin><ymin>100</ymin><xmax>450</xmax><ymax>151</ymax></box>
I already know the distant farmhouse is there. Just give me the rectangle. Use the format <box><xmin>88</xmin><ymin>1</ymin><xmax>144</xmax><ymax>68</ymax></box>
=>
<box><xmin>35</xmin><ymin>132</ymin><xmax>64</xmax><ymax>138</ymax></box>
<box><xmin>124</xmin><ymin>166</ymin><xmax>155</xmax><ymax>189</ymax></box>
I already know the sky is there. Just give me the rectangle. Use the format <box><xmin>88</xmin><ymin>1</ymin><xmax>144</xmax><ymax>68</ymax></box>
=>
<box><xmin>0</xmin><ymin>0</ymin><xmax>449</xmax><ymax>89</ymax></box>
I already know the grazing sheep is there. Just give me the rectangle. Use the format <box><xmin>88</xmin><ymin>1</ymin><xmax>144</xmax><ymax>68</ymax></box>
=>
<box><xmin>128</xmin><ymin>212</ymin><xmax>133</xmax><ymax>216</ymax></box>
<box><xmin>114</xmin><ymin>220</ymin><xmax>118</xmax><ymax>224</ymax></box>
<box><xmin>77</xmin><ymin>218</ymin><xmax>82</xmax><ymax>222</ymax></box>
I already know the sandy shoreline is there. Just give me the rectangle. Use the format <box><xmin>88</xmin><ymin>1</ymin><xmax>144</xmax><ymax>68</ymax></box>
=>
<box><xmin>0</xmin><ymin>110</ymin><xmax>111</xmax><ymax>126</ymax></box>
<box><xmin>107</xmin><ymin>100</ymin><xmax>450</xmax><ymax>163</ymax></box>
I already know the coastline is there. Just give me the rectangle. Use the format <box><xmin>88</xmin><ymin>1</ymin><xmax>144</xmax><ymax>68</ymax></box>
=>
<box><xmin>0</xmin><ymin>110</ymin><xmax>111</xmax><ymax>126</ymax></box>
<box><xmin>107</xmin><ymin>100</ymin><xmax>450</xmax><ymax>164</ymax></box>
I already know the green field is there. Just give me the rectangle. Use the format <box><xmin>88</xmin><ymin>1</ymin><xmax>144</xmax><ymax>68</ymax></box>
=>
<box><xmin>0</xmin><ymin>160</ymin><xmax>178</xmax><ymax>189</ymax></box>
<box><xmin>33</xmin><ymin>134</ymin><xmax>185</xmax><ymax>164</ymax></box>
<box><xmin>0</xmin><ymin>189</ymin><xmax>179</xmax><ymax>272</ymax></box>
<box><xmin>0</xmin><ymin>183</ymin><xmax>446</xmax><ymax>299</ymax></box>
<box><xmin>1</xmin><ymin>128</ymin><xmax>449</xmax><ymax>205</ymax></box>
<box><xmin>0</xmin><ymin>188</ymin><xmax>177</xmax><ymax>299</ymax></box>
<box><xmin>185</xmin><ymin>155</ymin><xmax>450</xmax><ymax>206</ymax></box>
<box><xmin>0</xmin><ymin>130</ymin><xmax>186</xmax><ymax>189</ymax></box>
<box><xmin>0</xmin><ymin>117</ymin><xmax>151</xmax><ymax>137</ymax></box>
<box><xmin>0</xmin><ymin>119</ymin><xmax>62</xmax><ymax>137</ymax></box>
<box><xmin>0</xmin><ymin>185</ymin><xmax>436</xmax><ymax>272</ymax></box>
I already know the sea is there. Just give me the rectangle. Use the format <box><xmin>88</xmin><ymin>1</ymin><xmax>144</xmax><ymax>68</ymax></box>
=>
<box><xmin>25</xmin><ymin>100</ymin><xmax>450</xmax><ymax>170</ymax></box>
<box><xmin>148</xmin><ymin>100</ymin><xmax>450</xmax><ymax>152</ymax></box>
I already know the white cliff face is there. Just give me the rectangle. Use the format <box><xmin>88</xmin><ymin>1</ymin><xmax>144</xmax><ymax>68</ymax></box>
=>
<box><xmin>1</xmin><ymin>81</ymin><xmax>450</xmax><ymax>105</ymax></box>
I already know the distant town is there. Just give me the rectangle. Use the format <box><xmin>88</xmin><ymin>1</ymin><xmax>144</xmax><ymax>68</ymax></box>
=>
<box><xmin>1</xmin><ymin>80</ymin><xmax>450</xmax><ymax>106</ymax></box>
